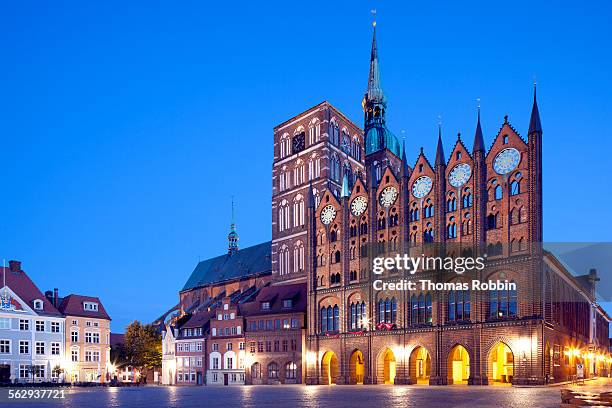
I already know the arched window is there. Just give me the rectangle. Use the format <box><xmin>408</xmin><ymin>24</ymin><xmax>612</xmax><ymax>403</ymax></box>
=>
<box><xmin>411</xmin><ymin>294</ymin><xmax>418</xmax><ymax>325</ymax></box>
<box><xmin>293</xmin><ymin>241</ymin><xmax>304</xmax><ymax>272</ymax></box>
<box><xmin>308</xmin><ymin>154</ymin><xmax>321</xmax><ymax>180</ymax></box>
<box><xmin>462</xmin><ymin>189</ymin><xmax>472</xmax><ymax>208</ymax></box>
<box><xmin>448</xmin><ymin>290</ymin><xmax>470</xmax><ymax>321</ymax></box>
<box><xmin>309</xmin><ymin>119</ymin><xmax>320</xmax><ymax>144</ymax></box>
<box><xmin>293</xmin><ymin>195</ymin><xmax>304</xmax><ymax>227</ymax></box>
<box><xmin>447</xmin><ymin>197</ymin><xmax>457</xmax><ymax>212</ymax></box>
<box><xmin>510</xmin><ymin>180</ymin><xmax>520</xmax><ymax>195</ymax></box>
<box><xmin>279</xmin><ymin>134</ymin><xmax>290</xmax><ymax>158</ymax></box>
<box><xmin>285</xmin><ymin>362</ymin><xmax>297</xmax><ymax>379</ymax></box>
<box><xmin>279</xmin><ymin>166</ymin><xmax>290</xmax><ymax>191</ymax></box>
<box><xmin>494</xmin><ymin>185</ymin><xmax>503</xmax><ymax>200</ymax></box>
<box><xmin>329</xmin><ymin>120</ymin><xmax>339</xmax><ymax>145</ymax></box>
<box><xmin>333</xmin><ymin>305</ymin><xmax>339</xmax><ymax>331</ymax></box>
<box><xmin>331</xmin><ymin>154</ymin><xmax>341</xmax><ymax>181</ymax></box>
<box><xmin>447</xmin><ymin>217</ymin><xmax>457</xmax><ymax>238</ymax></box>
<box><xmin>334</xmin><ymin>251</ymin><xmax>341</xmax><ymax>264</ymax></box>
<box><xmin>418</xmin><ymin>294</ymin><xmax>425</xmax><ymax>323</ymax></box>
<box><xmin>294</xmin><ymin>159</ymin><xmax>305</xmax><ymax>185</ymax></box>
<box><xmin>278</xmin><ymin>245</ymin><xmax>289</xmax><ymax>275</ymax></box>
<box><xmin>486</xmin><ymin>213</ymin><xmax>497</xmax><ymax>230</ymax></box>
<box><xmin>251</xmin><ymin>362</ymin><xmax>261</xmax><ymax>378</ymax></box>
<box><xmin>426</xmin><ymin>293</ymin><xmax>432</xmax><ymax>323</ymax></box>
<box><xmin>278</xmin><ymin>199</ymin><xmax>289</xmax><ymax>232</ymax></box>
<box><xmin>348</xmin><ymin>301</ymin><xmax>367</xmax><ymax>330</ymax></box>
<box><xmin>268</xmin><ymin>362</ymin><xmax>279</xmax><ymax>379</ymax></box>
<box><xmin>377</xmin><ymin>297</ymin><xmax>397</xmax><ymax>325</ymax></box>
<box><xmin>489</xmin><ymin>281</ymin><xmax>517</xmax><ymax>318</ymax></box>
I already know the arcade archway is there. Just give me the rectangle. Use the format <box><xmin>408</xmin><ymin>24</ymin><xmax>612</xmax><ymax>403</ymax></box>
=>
<box><xmin>349</xmin><ymin>350</ymin><xmax>365</xmax><ymax>384</ymax></box>
<box><xmin>382</xmin><ymin>348</ymin><xmax>396</xmax><ymax>384</ymax></box>
<box><xmin>409</xmin><ymin>346</ymin><xmax>431</xmax><ymax>385</ymax></box>
<box><xmin>448</xmin><ymin>345</ymin><xmax>470</xmax><ymax>385</ymax></box>
<box><xmin>489</xmin><ymin>342</ymin><xmax>514</xmax><ymax>385</ymax></box>
<box><xmin>321</xmin><ymin>351</ymin><xmax>339</xmax><ymax>385</ymax></box>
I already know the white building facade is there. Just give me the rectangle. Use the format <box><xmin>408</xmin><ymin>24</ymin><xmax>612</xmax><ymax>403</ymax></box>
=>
<box><xmin>1</xmin><ymin>262</ymin><xmax>66</xmax><ymax>383</ymax></box>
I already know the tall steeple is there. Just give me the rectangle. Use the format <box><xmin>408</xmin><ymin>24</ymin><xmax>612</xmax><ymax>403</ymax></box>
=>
<box><xmin>227</xmin><ymin>197</ymin><xmax>239</xmax><ymax>255</ymax></box>
<box><xmin>364</xmin><ymin>23</ymin><xmax>386</xmax><ymax>108</ymax></box>
<box><xmin>473</xmin><ymin>102</ymin><xmax>485</xmax><ymax>153</ymax></box>
<box><xmin>529</xmin><ymin>83</ymin><xmax>542</xmax><ymax>134</ymax></box>
<box><xmin>435</xmin><ymin>125</ymin><xmax>446</xmax><ymax>166</ymax></box>
<box><xmin>362</xmin><ymin>21</ymin><xmax>401</xmax><ymax>158</ymax></box>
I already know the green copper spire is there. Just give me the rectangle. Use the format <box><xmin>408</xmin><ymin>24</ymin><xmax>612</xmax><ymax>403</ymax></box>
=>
<box><xmin>362</xmin><ymin>22</ymin><xmax>401</xmax><ymax>158</ymax></box>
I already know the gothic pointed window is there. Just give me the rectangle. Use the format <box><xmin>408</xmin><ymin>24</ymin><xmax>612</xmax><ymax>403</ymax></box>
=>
<box><xmin>278</xmin><ymin>199</ymin><xmax>289</xmax><ymax>232</ymax></box>
<box><xmin>293</xmin><ymin>194</ymin><xmax>304</xmax><ymax>227</ymax></box>
<box><xmin>293</xmin><ymin>241</ymin><xmax>304</xmax><ymax>272</ymax></box>
<box><xmin>279</xmin><ymin>245</ymin><xmax>289</xmax><ymax>275</ymax></box>
<box><xmin>510</xmin><ymin>180</ymin><xmax>521</xmax><ymax>196</ymax></box>
<box><xmin>494</xmin><ymin>185</ymin><xmax>502</xmax><ymax>200</ymax></box>
<box><xmin>279</xmin><ymin>133</ymin><xmax>290</xmax><ymax>158</ymax></box>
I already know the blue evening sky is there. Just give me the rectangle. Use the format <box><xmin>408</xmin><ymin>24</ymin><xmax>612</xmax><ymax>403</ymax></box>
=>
<box><xmin>1</xmin><ymin>1</ymin><xmax>611</xmax><ymax>331</ymax></box>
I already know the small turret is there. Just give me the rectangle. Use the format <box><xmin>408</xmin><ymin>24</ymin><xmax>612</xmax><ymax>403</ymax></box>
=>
<box><xmin>435</xmin><ymin>125</ymin><xmax>446</xmax><ymax>167</ymax></box>
<box><xmin>529</xmin><ymin>84</ymin><xmax>542</xmax><ymax>134</ymax></box>
<box><xmin>227</xmin><ymin>198</ymin><xmax>239</xmax><ymax>255</ymax></box>
<box><xmin>473</xmin><ymin>105</ymin><xmax>485</xmax><ymax>153</ymax></box>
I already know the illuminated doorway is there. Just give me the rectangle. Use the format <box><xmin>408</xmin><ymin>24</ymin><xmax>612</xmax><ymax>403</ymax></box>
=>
<box><xmin>448</xmin><ymin>345</ymin><xmax>470</xmax><ymax>384</ymax></box>
<box><xmin>382</xmin><ymin>348</ymin><xmax>396</xmax><ymax>384</ymax></box>
<box><xmin>489</xmin><ymin>342</ymin><xmax>514</xmax><ymax>385</ymax></box>
<box><xmin>409</xmin><ymin>346</ymin><xmax>431</xmax><ymax>384</ymax></box>
<box><xmin>349</xmin><ymin>350</ymin><xmax>365</xmax><ymax>384</ymax></box>
<box><xmin>321</xmin><ymin>351</ymin><xmax>339</xmax><ymax>385</ymax></box>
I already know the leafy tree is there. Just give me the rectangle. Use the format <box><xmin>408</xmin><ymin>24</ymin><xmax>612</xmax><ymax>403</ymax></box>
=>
<box><xmin>123</xmin><ymin>321</ymin><xmax>162</xmax><ymax>382</ymax></box>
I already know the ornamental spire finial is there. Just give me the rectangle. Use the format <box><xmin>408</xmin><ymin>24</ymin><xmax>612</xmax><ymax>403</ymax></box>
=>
<box><xmin>227</xmin><ymin>196</ymin><xmax>239</xmax><ymax>255</ymax></box>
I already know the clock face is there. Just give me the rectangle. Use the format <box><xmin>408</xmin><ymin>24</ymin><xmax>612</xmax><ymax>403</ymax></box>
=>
<box><xmin>341</xmin><ymin>135</ymin><xmax>350</xmax><ymax>153</ymax></box>
<box><xmin>320</xmin><ymin>205</ymin><xmax>336</xmax><ymax>225</ymax></box>
<box><xmin>350</xmin><ymin>196</ymin><xmax>368</xmax><ymax>216</ymax></box>
<box><xmin>379</xmin><ymin>186</ymin><xmax>398</xmax><ymax>208</ymax></box>
<box><xmin>493</xmin><ymin>148</ymin><xmax>521</xmax><ymax>175</ymax></box>
<box><xmin>449</xmin><ymin>163</ymin><xmax>472</xmax><ymax>188</ymax></box>
<box><xmin>292</xmin><ymin>133</ymin><xmax>305</xmax><ymax>154</ymax></box>
<box><xmin>412</xmin><ymin>176</ymin><xmax>433</xmax><ymax>198</ymax></box>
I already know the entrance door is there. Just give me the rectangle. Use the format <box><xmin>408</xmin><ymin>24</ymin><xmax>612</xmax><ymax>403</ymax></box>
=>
<box><xmin>223</xmin><ymin>373</ymin><xmax>229</xmax><ymax>386</ymax></box>
<box><xmin>197</xmin><ymin>372</ymin><xmax>203</xmax><ymax>385</ymax></box>
<box><xmin>0</xmin><ymin>364</ymin><xmax>10</xmax><ymax>384</ymax></box>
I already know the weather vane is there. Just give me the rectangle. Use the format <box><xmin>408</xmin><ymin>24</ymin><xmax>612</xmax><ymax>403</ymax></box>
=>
<box><xmin>371</xmin><ymin>8</ymin><xmax>377</xmax><ymax>27</ymax></box>
<box><xmin>437</xmin><ymin>115</ymin><xmax>442</xmax><ymax>127</ymax></box>
<box><xmin>477</xmin><ymin>97</ymin><xmax>481</xmax><ymax>110</ymax></box>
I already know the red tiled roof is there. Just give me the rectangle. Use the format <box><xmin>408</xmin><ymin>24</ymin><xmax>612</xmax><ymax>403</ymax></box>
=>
<box><xmin>240</xmin><ymin>283</ymin><xmax>307</xmax><ymax>317</ymax></box>
<box><xmin>57</xmin><ymin>294</ymin><xmax>111</xmax><ymax>320</ymax></box>
<box><xmin>1</xmin><ymin>266</ymin><xmax>62</xmax><ymax>317</ymax></box>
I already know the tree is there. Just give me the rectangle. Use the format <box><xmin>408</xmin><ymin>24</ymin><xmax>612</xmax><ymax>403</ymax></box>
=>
<box><xmin>123</xmin><ymin>321</ymin><xmax>162</xmax><ymax>383</ymax></box>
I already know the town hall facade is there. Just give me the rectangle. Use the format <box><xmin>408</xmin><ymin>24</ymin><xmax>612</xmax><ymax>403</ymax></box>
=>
<box><xmin>269</xmin><ymin>24</ymin><xmax>610</xmax><ymax>386</ymax></box>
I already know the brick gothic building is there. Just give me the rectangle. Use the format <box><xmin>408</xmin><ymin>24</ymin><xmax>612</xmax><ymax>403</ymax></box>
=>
<box><xmin>270</xmin><ymin>25</ymin><xmax>610</xmax><ymax>386</ymax></box>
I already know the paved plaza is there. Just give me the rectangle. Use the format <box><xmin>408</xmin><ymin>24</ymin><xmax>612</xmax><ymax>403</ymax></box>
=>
<box><xmin>6</xmin><ymin>379</ymin><xmax>612</xmax><ymax>408</ymax></box>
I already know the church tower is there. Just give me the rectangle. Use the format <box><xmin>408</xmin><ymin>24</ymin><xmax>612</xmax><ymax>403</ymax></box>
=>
<box><xmin>363</xmin><ymin>23</ymin><xmax>403</xmax><ymax>183</ymax></box>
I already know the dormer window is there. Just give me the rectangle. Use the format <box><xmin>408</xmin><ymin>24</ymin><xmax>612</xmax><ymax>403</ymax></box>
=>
<box><xmin>83</xmin><ymin>302</ymin><xmax>98</xmax><ymax>312</ymax></box>
<box><xmin>282</xmin><ymin>299</ymin><xmax>293</xmax><ymax>309</ymax></box>
<box><xmin>261</xmin><ymin>302</ymin><xmax>270</xmax><ymax>311</ymax></box>
<box><xmin>223</xmin><ymin>304</ymin><xmax>229</xmax><ymax>311</ymax></box>
<box><xmin>33</xmin><ymin>299</ymin><xmax>43</xmax><ymax>310</ymax></box>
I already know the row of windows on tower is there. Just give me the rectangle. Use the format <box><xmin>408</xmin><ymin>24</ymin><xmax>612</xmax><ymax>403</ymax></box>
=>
<box><xmin>278</xmin><ymin>157</ymin><xmax>321</xmax><ymax>192</ymax></box>
<box><xmin>319</xmin><ymin>287</ymin><xmax>518</xmax><ymax>334</ymax></box>
<box><xmin>278</xmin><ymin>121</ymin><xmax>362</xmax><ymax>160</ymax></box>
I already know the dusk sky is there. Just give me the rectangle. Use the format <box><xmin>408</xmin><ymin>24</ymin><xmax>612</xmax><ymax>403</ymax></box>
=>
<box><xmin>1</xmin><ymin>1</ymin><xmax>611</xmax><ymax>331</ymax></box>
